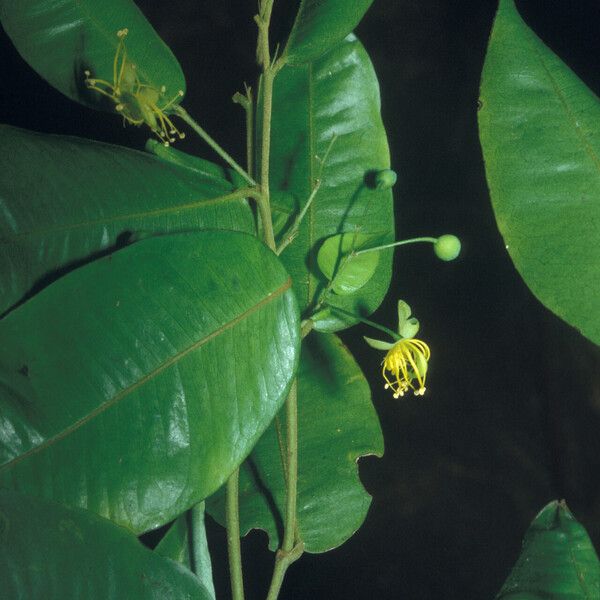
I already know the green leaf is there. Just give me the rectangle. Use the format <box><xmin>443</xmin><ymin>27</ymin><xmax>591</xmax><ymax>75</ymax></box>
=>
<box><xmin>0</xmin><ymin>125</ymin><xmax>253</xmax><ymax>316</ymax></box>
<box><xmin>270</xmin><ymin>34</ymin><xmax>394</xmax><ymax>331</ymax></box>
<box><xmin>145</xmin><ymin>139</ymin><xmax>249</xmax><ymax>189</ymax></box>
<box><xmin>145</xmin><ymin>139</ymin><xmax>229</xmax><ymax>180</ymax></box>
<box><xmin>317</xmin><ymin>232</ymin><xmax>380</xmax><ymax>295</ymax></box>
<box><xmin>0</xmin><ymin>492</ymin><xmax>212</xmax><ymax>599</ymax></box>
<box><xmin>155</xmin><ymin>515</ymin><xmax>192</xmax><ymax>569</ymax></box>
<box><xmin>0</xmin><ymin>231</ymin><xmax>300</xmax><ymax>534</ymax></box>
<box><xmin>0</xmin><ymin>0</ymin><xmax>185</xmax><ymax>111</ymax></box>
<box><xmin>497</xmin><ymin>500</ymin><xmax>600</xmax><ymax>599</ymax></box>
<box><xmin>283</xmin><ymin>0</ymin><xmax>374</xmax><ymax>65</ymax></box>
<box><xmin>478</xmin><ymin>0</ymin><xmax>600</xmax><ymax>345</ymax></box>
<box><xmin>207</xmin><ymin>333</ymin><xmax>383</xmax><ymax>553</ymax></box>
<box><xmin>155</xmin><ymin>505</ymin><xmax>216</xmax><ymax>600</ymax></box>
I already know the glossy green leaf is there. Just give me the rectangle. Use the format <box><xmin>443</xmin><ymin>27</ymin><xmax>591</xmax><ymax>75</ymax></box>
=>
<box><xmin>283</xmin><ymin>0</ymin><xmax>374</xmax><ymax>65</ymax></box>
<box><xmin>145</xmin><ymin>140</ymin><xmax>228</xmax><ymax>179</ymax></box>
<box><xmin>0</xmin><ymin>125</ymin><xmax>253</xmax><ymax>316</ymax></box>
<box><xmin>0</xmin><ymin>231</ymin><xmax>300</xmax><ymax>534</ymax></box>
<box><xmin>0</xmin><ymin>492</ymin><xmax>211</xmax><ymax>599</ymax></box>
<box><xmin>145</xmin><ymin>139</ymin><xmax>249</xmax><ymax>189</ymax></box>
<box><xmin>155</xmin><ymin>515</ymin><xmax>192</xmax><ymax>569</ymax></box>
<box><xmin>479</xmin><ymin>0</ymin><xmax>600</xmax><ymax>345</ymax></box>
<box><xmin>317</xmin><ymin>232</ymin><xmax>380</xmax><ymax>295</ymax></box>
<box><xmin>0</xmin><ymin>0</ymin><xmax>185</xmax><ymax>111</ymax></box>
<box><xmin>270</xmin><ymin>34</ymin><xmax>394</xmax><ymax>331</ymax></box>
<box><xmin>497</xmin><ymin>500</ymin><xmax>600</xmax><ymax>599</ymax></box>
<box><xmin>207</xmin><ymin>333</ymin><xmax>383</xmax><ymax>553</ymax></box>
<box><xmin>155</xmin><ymin>505</ymin><xmax>216</xmax><ymax>600</ymax></box>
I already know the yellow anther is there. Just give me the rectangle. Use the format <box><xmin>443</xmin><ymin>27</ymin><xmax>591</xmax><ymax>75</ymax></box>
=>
<box><xmin>381</xmin><ymin>338</ymin><xmax>430</xmax><ymax>398</ymax></box>
<box><xmin>84</xmin><ymin>29</ymin><xmax>185</xmax><ymax>144</ymax></box>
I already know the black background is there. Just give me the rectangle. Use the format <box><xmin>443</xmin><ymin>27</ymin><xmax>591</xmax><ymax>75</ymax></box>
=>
<box><xmin>2</xmin><ymin>1</ymin><xmax>600</xmax><ymax>598</ymax></box>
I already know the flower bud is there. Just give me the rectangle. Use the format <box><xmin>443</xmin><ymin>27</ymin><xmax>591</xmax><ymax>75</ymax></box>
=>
<box><xmin>374</xmin><ymin>169</ymin><xmax>397</xmax><ymax>190</ymax></box>
<box><xmin>434</xmin><ymin>234</ymin><xmax>461</xmax><ymax>261</ymax></box>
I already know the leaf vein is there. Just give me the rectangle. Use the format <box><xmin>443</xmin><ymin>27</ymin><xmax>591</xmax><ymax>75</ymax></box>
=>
<box><xmin>0</xmin><ymin>189</ymin><xmax>248</xmax><ymax>243</ymax></box>
<box><xmin>0</xmin><ymin>276</ymin><xmax>292</xmax><ymax>473</ymax></box>
<box><xmin>530</xmin><ymin>34</ymin><xmax>600</xmax><ymax>173</ymax></box>
<box><xmin>307</xmin><ymin>62</ymin><xmax>316</xmax><ymax>305</ymax></box>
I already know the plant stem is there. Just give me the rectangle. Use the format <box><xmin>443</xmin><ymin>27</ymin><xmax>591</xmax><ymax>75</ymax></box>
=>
<box><xmin>257</xmin><ymin>176</ymin><xmax>276</xmax><ymax>249</ymax></box>
<box><xmin>190</xmin><ymin>502</ymin><xmax>216</xmax><ymax>600</ymax></box>
<box><xmin>354</xmin><ymin>236</ymin><xmax>438</xmax><ymax>256</ymax></box>
<box><xmin>311</xmin><ymin>251</ymin><xmax>353</xmax><ymax>314</ymax></box>
<box><xmin>276</xmin><ymin>180</ymin><xmax>321</xmax><ymax>255</ymax></box>
<box><xmin>255</xmin><ymin>0</ymin><xmax>284</xmax><ymax>251</ymax></box>
<box><xmin>255</xmin><ymin>8</ymin><xmax>305</xmax><ymax>598</ymax></box>
<box><xmin>310</xmin><ymin>235</ymin><xmax>439</xmax><ymax>313</ymax></box>
<box><xmin>245</xmin><ymin>86</ymin><xmax>254</xmax><ymax>180</ymax></box>
<box><xmin>266</xmin><ymin>542</ymin><xmax>304</xmax><ymax>600</ymax></box>
<box><xmin>226</xmin><ymin>470</ymin><xmax>245</xmax><ymax>600</ymax></box>
<box><xmin>173</xmin><ymin>105</ymin><xmax>257</xmax><ymax>186</ymax></box>
<box><xmin>283</xmin><ymin>379</ymin><xmax>298</xmax><ymax>552</ymax></box>
<box><xmin>257</xmin><ymin>64</ymin><xmax>276</xmax><ymax>249</ymax></box>
<box><xmin>220</xmin><ymin>75</ymin><xmax>260</xmax><ymax>600</ymax></box>
<box><xmin>266</xmin><ymin>381</ymin><xmax>304</xmax><ymax>600</ymax></box>
<box><xmin>275</xmin><ymin>130</ymin><xmax>337</xmax><ymax>256</ymax></box>
<box><xmin>233</xmin><ymin>85</ymin><xmax>255</xmax><ymax>180</ymax></box>
<box><xmin>328</xmin><ymin>305</ymin><xmax>401</xmax><ymax>340</ymax></box>
<box><xmin>300</xmin><ymin>319</ymin><xmax>314</xmax><ymax>339</ymax></box>
<box><xmin>274</xmin><ymin>414</ymin><xmax>289</xmax><ymax>480</ymax></box>
<box><xmin>282</xmin><ymin>380</ymin><xmax>298</xmax><ymax>553</ymax></box>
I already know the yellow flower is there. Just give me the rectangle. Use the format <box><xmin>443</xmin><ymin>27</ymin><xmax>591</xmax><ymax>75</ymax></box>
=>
<box><xmin>382</xmin><ymin>337</ymin><xmax>430</xmax><ymax>398</ymax></box>
<box><xmin>363</xmin><ymin>300</ymin><xmax>431</xmax><ymax>398</ymax></box>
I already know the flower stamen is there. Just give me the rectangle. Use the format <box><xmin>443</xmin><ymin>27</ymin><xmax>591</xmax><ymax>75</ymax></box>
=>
<box><xmin>84</xmin><ymin>29</ymin><xmax>185</xmax><ymax>145</ymax></box>
<box><xmin>382</xmin><ymin>338</ymin><xmax>430</xmax><ymax>398</ymax></box>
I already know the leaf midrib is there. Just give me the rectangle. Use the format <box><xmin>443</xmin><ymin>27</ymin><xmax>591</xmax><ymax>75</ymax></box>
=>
<box><xmin>566</xmin><ymin>523</ymin><xmax>594</xmax><ymax>598</ymax></box>
<box><xmin>307</xmin><ymin>61</ymin><xmax>316</xmax><ymax>306</ymax></box>
<box><xmin>0</xmin><ymin>276</ymin><xmax>292</xmax><ymax>473</ymax></box>
<box><xmin>0</xmin><ymin>189</ymin><xmax>248</xmax><ymax>243</ymax></box>
<box><xmin>526</xmin><ymin>16</ymin><xmax>600</xmax><ymax>174</ymax></box>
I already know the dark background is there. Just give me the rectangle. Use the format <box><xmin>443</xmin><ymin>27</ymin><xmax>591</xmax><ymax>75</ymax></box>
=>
<box><xmin>2</xmin><ymin>1</ymin><xmax>600</xmax><ymax>598</ymax></box>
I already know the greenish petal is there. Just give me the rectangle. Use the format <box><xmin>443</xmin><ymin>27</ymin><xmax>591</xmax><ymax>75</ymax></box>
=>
<box><xmin>363</xmin><ymin>336</ymin><xmax>394</xmax><ymax>351</ymax></box>
<box><xmin>399</xmin><ymin>317</ymin><xmax>420</xmax><ymax>339</ymax></box>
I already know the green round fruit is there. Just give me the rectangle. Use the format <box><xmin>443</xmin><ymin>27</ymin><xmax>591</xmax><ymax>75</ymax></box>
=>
<box><xmin>434</xmin><ymin>234</ymin><xmax>461</xmax><ymax>261</ymax></box>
